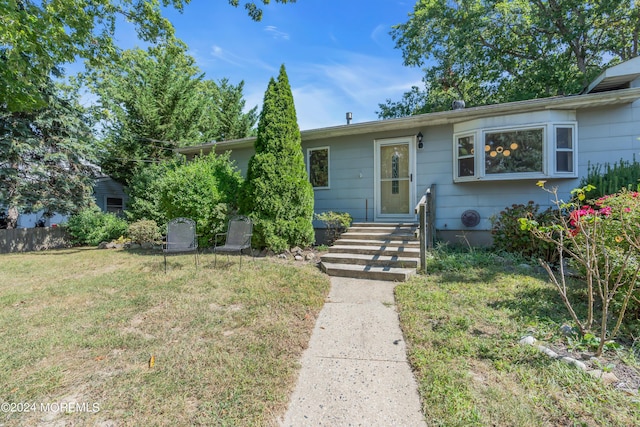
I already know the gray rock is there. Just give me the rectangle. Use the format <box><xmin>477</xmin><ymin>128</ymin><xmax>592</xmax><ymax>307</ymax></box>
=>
<box><xmin>519</xmin><ymin>336</ymin><xmax>536</xmax><ymax>345</ymax></box>
<box><xmin>294</xmin><ymin>255</ymin><xmax>303</xmax><ymax>261</ymax></box>
<box><xmin>305</xmin><ymin>252</ymin><xmax>316</xmax><ymax>261</ymax></box>
<box><xmin>562</xmin><ymin>356</ymin><xmax>587</xmax><ymax>371</ymax></box>
<box><xmin>537</xmin><ymin>345</ymin><xmax>559</xmax><ymax>358</ymax></box>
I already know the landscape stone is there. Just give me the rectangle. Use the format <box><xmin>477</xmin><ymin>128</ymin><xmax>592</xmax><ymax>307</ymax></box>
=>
<box><xmin>519</xmin><ymin>336</ymin><xmax>536</xmax><ymax>345</ymax></box>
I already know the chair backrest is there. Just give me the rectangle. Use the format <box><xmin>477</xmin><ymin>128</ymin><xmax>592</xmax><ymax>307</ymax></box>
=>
<box><xmin>225</xmin><ymin>216</ymin><xmax>252</xmax><ymax>248</ymax></box>
<box><xmin>166</xmin><ymin>217</ymin><xmax>197</xmax><ymax>251</ymax></box>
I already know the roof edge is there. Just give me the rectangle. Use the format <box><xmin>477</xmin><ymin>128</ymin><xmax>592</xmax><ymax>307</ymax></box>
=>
<box><xmin>176</xmin><ymin>87</ymin><xmax>640</xmax><ymax>155</ymax></box>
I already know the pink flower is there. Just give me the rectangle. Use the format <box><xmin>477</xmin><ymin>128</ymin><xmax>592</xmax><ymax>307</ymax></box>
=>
<box><xmin>599</xmin><ymin>206</ymin><xmax>612</xmax><ymax>216</ymax></box>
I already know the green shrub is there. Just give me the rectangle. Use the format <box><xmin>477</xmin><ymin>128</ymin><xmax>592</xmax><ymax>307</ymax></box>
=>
<box><xmin>66</xmin><ymin>207</ymin><xmax>129</xmax><ymax>246</ymax></box>
<box><xmin>128</xmin><ymin>220</ymin><xmax>161</xmax><ymax>244</ymax></box>
<box><xmin>315</xmin><ymin>211</ymin><xmax>352</xmax><ymax>244</ymax></box>
<box><xmin>491</xmin><ymin>201</ymin><xmax>557</xmax><ymax>263</ymax></box>
<box><xmin>126</xmin><ymin>160</ymin><xmax>178</xmax><ymax>229</ymax></box>
<box><xmin>158</xmin><ymin>152</ymin><xmax>242</xmax><ymax>247</ymax></box>
<box><xmin>580</xmin><ymin>156</ymin><xmax>640</xmax><ymax>199</ymax></box>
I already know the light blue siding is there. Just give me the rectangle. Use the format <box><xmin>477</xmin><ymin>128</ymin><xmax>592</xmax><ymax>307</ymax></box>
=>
<box><xmin>213</xmin><ymin>95</ymin><xmax>640</xmax><ymax>244</ymax></box>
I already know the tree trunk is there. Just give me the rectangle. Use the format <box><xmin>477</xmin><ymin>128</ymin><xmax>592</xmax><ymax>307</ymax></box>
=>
<box><xmin>6</xmin><ymin>206</ymin><xmax>19</xmax><ymax>229</ymax></box>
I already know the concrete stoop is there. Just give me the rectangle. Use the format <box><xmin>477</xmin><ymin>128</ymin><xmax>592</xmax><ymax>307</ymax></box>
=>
<box><xmin>319</xmin><ymin>223</ymin><xmax>419</xmax><ymax>281</ymax></box>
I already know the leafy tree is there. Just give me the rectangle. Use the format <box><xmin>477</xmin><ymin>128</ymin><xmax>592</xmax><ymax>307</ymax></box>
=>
<box><xmin>1</xmin><ymin>0</ymin><xmax>296</xmax><ymax>112</ymax></box>
<box><xmin>158</xmin><ymin>152</ymin><xmax>243</xmax><ymax>246</ymax></box>
<box><xmin>239</xmin><ymin>65</ymin><xmax>315</xmax><ymax>252</ymax></box>
<box><xmin>379</xmin><ymin>0</ymin><xmax>640</xmax><ymax>118</ymax></box>
<box><xmin>0</xmin><ymin>80</ymin><xmax>97</xmax><ymax>228</ymax></box>
<box><xmin>91</xmin><ymin>41</ymin><xmax>257</xmax><ymax>184</ymax></box>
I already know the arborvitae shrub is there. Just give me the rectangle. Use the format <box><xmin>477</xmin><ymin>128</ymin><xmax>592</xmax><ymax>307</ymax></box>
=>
<box><xmin>239</xmin><ymin>65</ymin><xmax>314</xmax><ymax>252</ymax></box>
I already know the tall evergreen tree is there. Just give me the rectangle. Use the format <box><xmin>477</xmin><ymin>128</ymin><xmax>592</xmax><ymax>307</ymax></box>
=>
<box><xmin>240</xmin><ymin>65</ymin><xmax>314</xmax><ymax>252</ymax></box>
<box><xmin>0</xmin><ymin>80</ymin><xmax>97</xmax><ymax>228</ymax></box>
<box><xmin>91</xmin><ymin>41</ymin><xmax>257</xmax><ymax>184</ymax></box>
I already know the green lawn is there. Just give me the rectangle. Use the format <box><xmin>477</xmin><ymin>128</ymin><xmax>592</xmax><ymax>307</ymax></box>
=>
<box><xmin>3</xmin><ymin>246</ymin><xmax>639</xmax><ymax>426</ymax></box>
<box><xmin>396</xmin><ymin>249</ymin><xmax>640</xmax><ymax>427</ymax></box>
<box><xmin>0</xmin><ymin>248</ymin><xmax>330</xmax><ymax>426</ymax></box>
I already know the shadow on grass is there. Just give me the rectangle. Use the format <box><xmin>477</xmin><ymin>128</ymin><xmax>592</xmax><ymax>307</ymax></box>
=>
<box><xmin>490</xmin><ymin>275</ymin><xmax>590</xmax><ymax>327</ymax></box>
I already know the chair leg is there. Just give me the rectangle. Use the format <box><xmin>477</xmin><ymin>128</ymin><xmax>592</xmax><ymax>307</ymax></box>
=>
<box><xmin>164</xmin><ymin>253</ymin><xmax>167</xmax><ymax>273</ymax></box>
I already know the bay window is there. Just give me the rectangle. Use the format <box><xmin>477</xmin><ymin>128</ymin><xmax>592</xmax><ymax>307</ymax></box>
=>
<box><xmin>453</xmin><ymin>113</ymin><xmax>577</xmax><ymax>182</ymax></box>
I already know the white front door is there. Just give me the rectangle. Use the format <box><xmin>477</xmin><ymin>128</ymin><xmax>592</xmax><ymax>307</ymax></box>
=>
<box><xmin>374</xmin><ymin>137</ymin><xmax>416</xmax><ymax>221</ymax></box>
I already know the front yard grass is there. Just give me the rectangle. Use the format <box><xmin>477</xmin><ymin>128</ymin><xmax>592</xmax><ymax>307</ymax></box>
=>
<box><xmin>0</xmin><ymin>248</ymin><xmax>329</xmax><ymax>426</ymax></box>
<box><xmin>396</xmin><ymin>249</ymin><xmax>640</xmax><ymax>427</ymax></box>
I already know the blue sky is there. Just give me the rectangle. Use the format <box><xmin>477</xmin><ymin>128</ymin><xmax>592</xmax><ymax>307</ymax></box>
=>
<box><xmin>141</xmin><ymin>0</ymin><xmax>424</xmax><ymax>130</ymax></box>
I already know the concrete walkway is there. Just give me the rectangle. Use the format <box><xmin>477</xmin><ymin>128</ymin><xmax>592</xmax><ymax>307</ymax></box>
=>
<box><xmin>280</xmin><ymin>277</ymin><xmax>427</xmax><ymax>426</ymax></box>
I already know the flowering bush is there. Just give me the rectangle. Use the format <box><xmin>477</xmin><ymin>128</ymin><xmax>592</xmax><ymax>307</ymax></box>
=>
<box><xmin>520</xmin><ymin>183</ymin><xmax>640</xmax><ymax>356</ymax></box>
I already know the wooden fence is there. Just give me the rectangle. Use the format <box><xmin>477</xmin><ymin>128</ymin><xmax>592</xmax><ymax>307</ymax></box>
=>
<box><xmin>0</xmin><ymin>227</ymin><xmax>70</xmax><ymax>254</ymax></box>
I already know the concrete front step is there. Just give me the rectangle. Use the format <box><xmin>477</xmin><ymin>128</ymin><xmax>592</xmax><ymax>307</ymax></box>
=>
<box><xmin>329</xmin><ymin>245</ymin><xmax>420</xmax><ymax>258</ymax></box>
<box><xmin>336</xmin><ymin>238</ymin><xmax>420</xmax><ymax>248</ymax></box>
<box><xmin>341</xmin><ymin>231</ymin><xmax>418</xmax><ymax>241</ymax></box>
<box><xmin>320</xmin><ymin>262</ymin><xmax>416</xmax><ymax>282</ymax></box>
<box><xmin>321</xmin><ymin>253</ymin><xmax>419</xmax><ymax>268</ymax></box>
<box><xmin>351</xmin><ymin>222</ymin><xmax>418</xmax><ymax>228</ymax></box>
<box><xmin>319</xmin><ymin>222</ymin><xmax>420</xmax><ymax>282</ymax></box>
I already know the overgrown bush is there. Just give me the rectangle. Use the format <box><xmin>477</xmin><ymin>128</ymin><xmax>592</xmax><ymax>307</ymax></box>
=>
<box><xmin>315</xmin><ymin>211</ymin><xmax>352</xmax><ymax>244</ymax></box>
<box><xmin>66</xmin><ymin>207</ymin><xmax>128</xmax><ymax>246</ymax></box>
<box><xmin>491</xmin><ymin>201</ymin><xmax>557</xmax><ymax>263</ymax></box>
<box><xmin>128</xmin><ymin>220</ymin><xmax>161</xmax><ymax>244</ymax></box>
<box><xmin>158</xmin><ymin>152</ymin><xmax>242</xmax><ymax>247</ymax></box>
<box><xmin>521</xmin><ymin>184</ymin><xmax>640</xmax><ymax>355</ymax></box>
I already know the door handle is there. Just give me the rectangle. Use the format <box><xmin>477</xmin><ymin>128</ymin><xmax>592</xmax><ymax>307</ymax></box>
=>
<box><xmin>410</xmin><ymin>173</ymin><xmax>413</xmax><ymax>182</ymax></box>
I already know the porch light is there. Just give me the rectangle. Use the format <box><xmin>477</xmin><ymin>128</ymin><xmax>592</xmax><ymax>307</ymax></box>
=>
<box><xmin>417</xmin><ymin>132</ymin><xmax>424</xmax><ymax>149</ymax></box>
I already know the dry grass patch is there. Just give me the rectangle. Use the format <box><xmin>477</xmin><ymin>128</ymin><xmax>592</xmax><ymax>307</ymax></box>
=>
<box><xmin>0</xmin><ymin>248</ymin><xmax>329</xmax><ymax>426</ymax></box>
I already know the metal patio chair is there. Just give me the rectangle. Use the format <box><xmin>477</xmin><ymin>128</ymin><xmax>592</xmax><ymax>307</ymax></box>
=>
<box><xmin>163</xmin><ymin>217</ymin><xmax>198</xmax><ymax>273</ymax></box>
<box><xmin>213</xmin><ymin>216</ymin><xmax>254</xmax><ymax>269</ymax></box>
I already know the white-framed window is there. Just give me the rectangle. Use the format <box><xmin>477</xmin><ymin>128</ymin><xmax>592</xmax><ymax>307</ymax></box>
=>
<box><xmin>554</xmin><ymin>125</ymin><xmax>574</xmax><ymax>173</ymax></box>
<box><xmin>453</xmin><ymin>117</ymin><xmax>577</xmax><ymax>182</ymax></box>
<box><xmin>307</xmin><ymin>146</ymin><xmax>330</xmax><ymax>189</ymax></box>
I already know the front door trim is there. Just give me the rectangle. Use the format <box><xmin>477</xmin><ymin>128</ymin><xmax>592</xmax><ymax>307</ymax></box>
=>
<box><xmin>374</xmin><ymin>136</ymin><xmax>417</xmax><ymax>222</ymax></box>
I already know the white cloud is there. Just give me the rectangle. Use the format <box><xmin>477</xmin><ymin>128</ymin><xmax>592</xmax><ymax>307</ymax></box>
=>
<box><xmin>264</xmin><ymin>25</ymin><xmax>290</xmax><ymax>40</ymax></box>
<box><xmin>286</xmin><ymin>51</ymin><xmax>423</xmax><ymax>129</ymax></box>
<box><xmin>370</xmin><ymin>24</ymin><xmax>389</xmax><ymax>47</ymax></box>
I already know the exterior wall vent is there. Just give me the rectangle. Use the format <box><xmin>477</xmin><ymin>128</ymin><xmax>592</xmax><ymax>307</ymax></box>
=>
<box><xmin>461</xmin><ymin>209</ymin><xmax>480</xmax><ymax>227</ymax></box>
